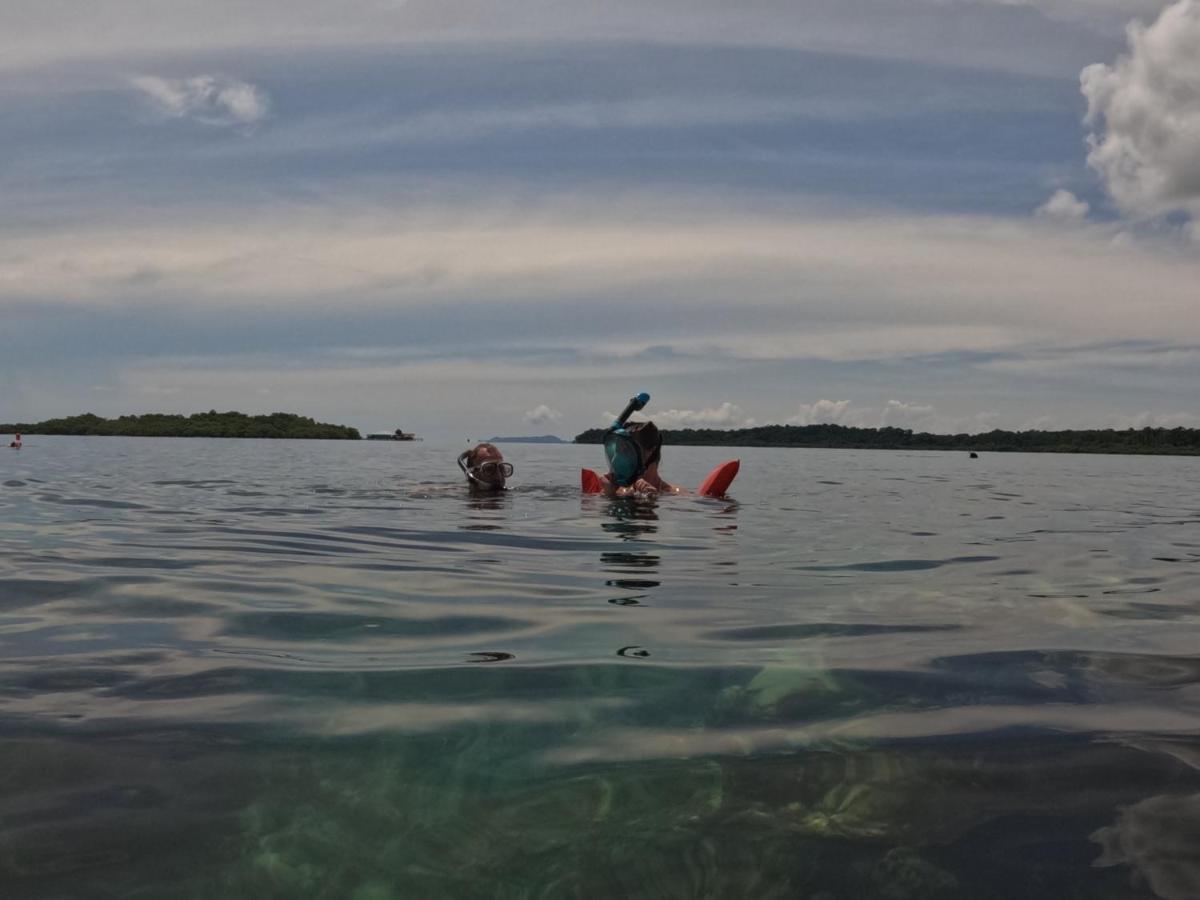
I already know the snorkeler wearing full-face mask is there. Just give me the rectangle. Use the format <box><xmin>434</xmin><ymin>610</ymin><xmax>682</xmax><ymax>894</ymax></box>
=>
<box><xmin>601</xmin><ymin>420</ymin><xmax>679</xmax><ymax>497</ymax></box>
<box><xmin>582</xmin><ymin>392</ymin><xmax>738</xmax><ymax>498</ymax></box>
<box><xmin>457</xmin><ymin>442</ymin><xmax>513</xmax><ymax>492</ymax></box>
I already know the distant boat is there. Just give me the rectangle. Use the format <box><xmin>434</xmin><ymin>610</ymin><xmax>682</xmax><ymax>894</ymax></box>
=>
<box><xmin>366</xmin><ymin>429</ymin><xmax>419</xmax><ymax>441</ymax></box>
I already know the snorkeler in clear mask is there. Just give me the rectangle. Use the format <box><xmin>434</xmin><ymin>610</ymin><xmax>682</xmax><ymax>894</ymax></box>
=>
<box><xmin>457</xmin><ymin>443</ymin><xmax>513</xmax><ymax>492</ymax></box>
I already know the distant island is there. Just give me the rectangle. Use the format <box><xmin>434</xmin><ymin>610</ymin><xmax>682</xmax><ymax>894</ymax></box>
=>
<box><xmin>1</xmin><ymin>411</ymin><xmax>361</xmax><ymax>440</ymax></box>
<box><xmin>487</xmin><ymin>435</ymin><xmax>566</xmax><ymax>444</ymax></box>
<box><xmin>573</xmin><ymin>423</ymin><xmax>1200</xmax><ymax>456</ymax></box>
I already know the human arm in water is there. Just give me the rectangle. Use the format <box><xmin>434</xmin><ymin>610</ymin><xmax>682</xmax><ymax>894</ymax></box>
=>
<box><xmin>603</xmin><ymin>463</ymin><xmax>680</xmax><ymax>497</ymax></box>
<box><xmin>583</xmin><ymin>459</ymin><xmax>738</xmax><ymax>497</ymax></box>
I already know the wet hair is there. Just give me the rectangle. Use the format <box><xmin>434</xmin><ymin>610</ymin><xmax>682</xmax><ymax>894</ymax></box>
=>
<box><xmin>464</xmin><ymin>442</ymin><xmax>501</xmax><ymax>467</ymax></box>
<box><xmin>624</xmin><ymin>422</ymin><xmax>662</xmax><ymax>467</ymax></box>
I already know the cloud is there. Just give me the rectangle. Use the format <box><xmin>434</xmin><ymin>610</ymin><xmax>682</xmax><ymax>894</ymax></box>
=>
<box><xmin>1081</xmin><ymin>0</ymin><xmax>1200</xmax><ymax>218</ymax></box>
<box><xmin>7</xmin><ymin>199</ymin><xmax>1200</xmax><ymax>358</ymax></box>
<box><xmin>131</xmin><ymin>74</ymin><xmax>270</xmax><ymax>127</ymax></box>
<box><xmin>784</xmin><ymin>399</ymin><xmax>992</xmax><ymax>432</ymax></box>
<box><xmin>784</xmin><ymin>399</ymin><xmax>936</xmax><ymax>429</ymax></box>
<box><xmin>1112</xmin><ymin>410</ymin><xmax>1200</xmax><ymax>428</ymax></box>
<box><xmin>0</xmin><ymin>0</ymin><xmax>1140</xmax><ymax>78</ymax></box>
<box><xmin>648</xmin><ymin>402</ymin><xmax>756</xmax><ymax>428</ymax></box>
<box><xmin>523</xmin><ymin>404</ymin><xmax>562</xmax><ymax>425</ymax></box>
<box><xmin>1035</xmin><ymin>189</ymin><xmax>1090</xmax><ymax>222</ymax></box>
<box><xmin>7</xmin><ymin>192</ymin><xmax>1200</xmax><ymax>437</ymax></box>
<box><xmin>785</xmin><ymin>399</ymin><xmax>853</xmax><ymax>425</ymax></box>
<box><xmin>879</xmin><ymin>399</ymin><xmax>937</xmax><ymax>428</ymax></box>
<box><xmin>989</xmin><ymin>0</ymin><xmax>1166</xmax><ymax>24</ymax></box>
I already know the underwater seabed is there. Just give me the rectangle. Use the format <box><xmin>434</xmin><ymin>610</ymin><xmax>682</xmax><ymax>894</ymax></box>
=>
<box><xmin>6</xmin><ymin>663</ymin><xmax>1196</xmax><ymax>900</ymax></box>
<box><xmin>220</xmin><ymin>730</ymin><xmax>1200</xmax><ymax>898</ymax></box>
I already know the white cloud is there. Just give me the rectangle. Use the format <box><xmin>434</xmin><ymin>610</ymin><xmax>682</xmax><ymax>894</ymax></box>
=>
<box><xmin>1081</xmin><ymin>0</ymin><xmax>1200</xmax><ymax>218</ymax></box>
<box><xmin>784</xmin><ymin>399</ymin><xmax>936</xmax><ymax>429</ymax></box>
<box><xmin>1112</xmin><ymin>410</ymin><xmax>1200</xmax><ymax>428</ymax></box>
<box><xmin>131</xmin><ymin>74</ymin><xmax>270</xmax><ymax>127</ymax></box>
<box><xmin>879</xmin><ymin>399</ymin><xmax>938</xmax><ymax>429</ymax></box>
<box><xmin>649</xmin><ymin>402</ymin><xmax>756</xmax><ymax>428</ymax></box>
<box><xmin>1035</xmin><ymin>189</ymin><xmax>1090</xmax><ymax>222</ymax></box>
<box><xmin>784</xmin><ymin>399</ymin><xmax>991</xmax><ymax>432</ymax></box>
<box><xmin>785</xmin><ymin>399</ymin><xmax>853</xmax><ymax>425</ymax></box>
<box><xmin>1018</xmin><ymin>408</ymin><xmax>1200</xmax><ymax>429</ymax></box>
<box><xmin>523</xmin><ymin>404</ymin><xmax>562</xmax><ymax>426</ymax></box>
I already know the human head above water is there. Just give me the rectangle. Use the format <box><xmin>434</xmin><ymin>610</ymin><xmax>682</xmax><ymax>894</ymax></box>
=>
<box><xmin>458</xmin><ymin>442</ymin><xmax>510</xmax><ymax>491</ymax></box>
<box><xmin>624</xmin><ymin>422</ymin><xmax>662</xmax><ymax>468</ymax></box>
<box><xmin>605</xmin><ymin>420</ymin><xmax>663</xmax><ymax>485</ymax></box>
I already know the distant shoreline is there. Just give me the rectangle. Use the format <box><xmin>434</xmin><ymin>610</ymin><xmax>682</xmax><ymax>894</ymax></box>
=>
<box><xmin>573</xmin><ymin>423</ymin><xmax>1200</xmax><ymax>457</ymax></box>
<box><xmin>487</xmin><ymin>435</ymin><xmax>566</xmax><ymax>444</ymax></box>
<box><xmin>1</xmin><ymin>412</ymin><xmax>361</xmax><ymax>440</ymax></box>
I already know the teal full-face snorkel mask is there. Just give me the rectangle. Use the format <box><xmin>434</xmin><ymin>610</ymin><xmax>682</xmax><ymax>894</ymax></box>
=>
<box><xmin>604</xmin><ymin>392</ymin><xmax>650</xmax><ymax>487</ymax></box>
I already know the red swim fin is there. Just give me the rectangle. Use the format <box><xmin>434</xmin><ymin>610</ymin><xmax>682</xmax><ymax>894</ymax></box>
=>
<box><xmin>696</xmin><ymin>459</ymin><xmax>739</xmax><ymax>497</ymax></box>
<box><xmin>581</xmin><ymin>468</ymin><xmax>604</xmax><ymax>494</ymax></box>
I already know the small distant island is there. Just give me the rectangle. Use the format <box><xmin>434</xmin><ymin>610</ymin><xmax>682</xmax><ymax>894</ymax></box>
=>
<box><xmin>1</xmin><ymin>411</ymin><xmax>361</xmax><ymax>440</ymax></box>
<box><xmin>573</xmin><ymin>423</ymin><xmax>1200</xmax><ymax>456</ymax></box>
<box><xmin>487</xmin><ymin>435</ymin><xmax>566</xmax><ymax>444</ymax></box>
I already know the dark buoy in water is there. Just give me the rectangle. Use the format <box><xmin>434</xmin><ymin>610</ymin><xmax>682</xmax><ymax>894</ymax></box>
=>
<box><xmin>969</xmin><ymin>451</ymin><xmax>978</xmax><ymax>459</ymax></box>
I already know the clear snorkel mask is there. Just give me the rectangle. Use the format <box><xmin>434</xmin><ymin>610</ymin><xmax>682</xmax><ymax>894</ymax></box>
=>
<box><xmin>603</xmin><ymin>392</ymin><xmax>651</xmax><ymax>487</ymax></box>
<box><xmin>458</xmin><ymin>451</ymin><xmax>513</xmax><ymax>488</ymax></box>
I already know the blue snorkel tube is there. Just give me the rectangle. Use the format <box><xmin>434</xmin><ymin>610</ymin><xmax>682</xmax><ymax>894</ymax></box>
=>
<box><xmin>605</xmin><ymin>392</ymin><xmax>650</xmax><ymax>486</ymax></box>
<box><xmin>613</xmin><ymin>392</ymin><xmax>650</xmax><ymax>430</ymax></box>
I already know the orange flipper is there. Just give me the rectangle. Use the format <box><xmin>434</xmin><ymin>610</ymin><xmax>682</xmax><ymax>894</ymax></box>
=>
<box><xmin>696</xmin><ymin>459</ymin><xmax>739</xmax><ymax>497</ymax></box>
<box><xmin>584</xmin><ymin>462</ymin><xmax>738</xmax><ymax>496</ymax></box>
<box><xmin>581</xmin><ymin>468</ymin><xmax>604</xmax><ymax>494</ymax></box>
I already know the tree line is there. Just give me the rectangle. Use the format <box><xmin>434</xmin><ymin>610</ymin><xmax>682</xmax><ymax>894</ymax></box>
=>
<box><xmin>1</xmin><ymin>411</ymin><xmax>361</xmax><ymax>440</ymax></box>
<box><xmin>574</xmin><ymin>422</ymin><xmax>1200</xmax><ymax>455</ymax></box>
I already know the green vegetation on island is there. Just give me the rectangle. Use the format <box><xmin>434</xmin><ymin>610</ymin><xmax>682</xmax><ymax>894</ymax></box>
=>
<box><xmin>574</xmin><ymin>422</ymin><xmax>1200</xmax><ymax>456</ymax></box>
<box><xmin>1</xmin><ymin>411</ymin><xmax>361</xmax><ymax>440</ymax></box>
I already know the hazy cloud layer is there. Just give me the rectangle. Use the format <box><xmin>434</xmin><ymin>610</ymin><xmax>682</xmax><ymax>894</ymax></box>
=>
<box><xmin>5</xmin><ymin>200</ymin><xmax>1197</xmax><ymax>351</ymax></box>
<box><xmin>1082</xmin><ymin>0</ymin><xmax>1200</xmax><ymax>218</ymax></box>
<box><xmin>0</xmin><ymin>0</ymin><xmax>1160</xmax><ymax>77</ymax></box>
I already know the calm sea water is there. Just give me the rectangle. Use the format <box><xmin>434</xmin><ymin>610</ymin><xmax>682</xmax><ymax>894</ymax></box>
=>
<box><xmin>3</xmin><ymin>436</ymin><xmax>1200</xmax><ymax>899</ymax></box>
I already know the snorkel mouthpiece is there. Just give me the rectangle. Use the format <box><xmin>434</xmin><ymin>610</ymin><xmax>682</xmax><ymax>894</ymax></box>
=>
<box><xmin>457</xmin><ymin>450</ymin><xmax>480</xmax><ymax>485</ymax></box>
<box><xmin>605</xmin><ymin>391</ymin><xmax>651</xmax><ymax>486</ymax></box>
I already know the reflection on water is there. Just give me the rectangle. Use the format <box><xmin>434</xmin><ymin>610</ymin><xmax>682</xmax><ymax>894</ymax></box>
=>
<box><xmin>3</xmin><ymin>438</ymin><xmax>1200</xmax><ymax>898</ymax></box>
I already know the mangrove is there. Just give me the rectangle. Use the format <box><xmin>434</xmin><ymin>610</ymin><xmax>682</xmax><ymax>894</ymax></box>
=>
<box><xmin>1</xmin><ymin>411</ymin><xmax>361</xmax><ymax>440</ymax></box>
<box><xmin>574</xmin><ymin>423</ymin><xmax>1200</xmax><ymax>456</ymax></box>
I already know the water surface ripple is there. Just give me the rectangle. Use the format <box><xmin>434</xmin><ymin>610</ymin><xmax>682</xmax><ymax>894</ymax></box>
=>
<box><xmin>3</xmin><ymin>437</ymin><xmax>1200</xmax><ymax>899</ymax></box>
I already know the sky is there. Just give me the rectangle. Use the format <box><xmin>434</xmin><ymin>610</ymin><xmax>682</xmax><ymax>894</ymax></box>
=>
<box><xmin>3</xmin><ymin>0</ymin><xmax>1200</xmax><ymax>439</ymax></box>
